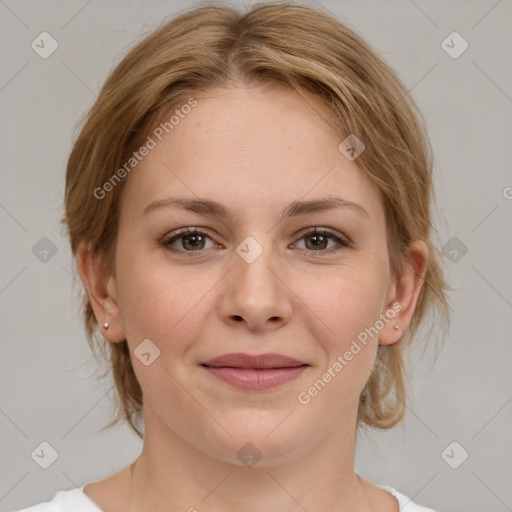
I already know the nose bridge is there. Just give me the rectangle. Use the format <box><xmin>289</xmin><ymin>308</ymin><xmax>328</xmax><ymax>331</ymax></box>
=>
<box><xmin>219</xmin><ymin>232</ymin><xmax>292</xmax><ymax>329</ymax></box>
<box><xmin>234</xmin><ymin>233</ymin><xmax>280</xmax><ymax>297</ymax></box>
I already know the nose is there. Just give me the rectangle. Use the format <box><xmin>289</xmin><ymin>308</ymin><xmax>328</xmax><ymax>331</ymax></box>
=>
<box><xmin>217</xmin><ymin>235</ymin><xmax>293</xmax><ymax>332</ymax></box>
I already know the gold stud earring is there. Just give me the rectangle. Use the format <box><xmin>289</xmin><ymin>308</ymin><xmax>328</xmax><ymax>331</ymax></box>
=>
<box><xmin>393</xmin><ymin>324</ymin><xmax>400</xmax><ymax>330</ymax></box>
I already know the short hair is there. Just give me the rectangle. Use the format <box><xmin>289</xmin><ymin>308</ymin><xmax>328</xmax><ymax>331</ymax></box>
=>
<box><xmin>63</xmin><ymin>1</ymin><xmax>451</xmax><ymax>439</ymax></box>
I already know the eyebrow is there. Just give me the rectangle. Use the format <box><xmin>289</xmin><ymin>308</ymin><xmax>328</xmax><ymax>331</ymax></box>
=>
<box><xmin>143</xmin><ymin>195</ymin><xmax>370</xmax><ymax>221</ymax></box>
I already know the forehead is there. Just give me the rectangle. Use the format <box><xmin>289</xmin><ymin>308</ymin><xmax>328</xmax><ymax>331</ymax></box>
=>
<box><xmin>120</xmin><ymin>85</ymin><xmax>383</xmax><ymax>223</ymax></box>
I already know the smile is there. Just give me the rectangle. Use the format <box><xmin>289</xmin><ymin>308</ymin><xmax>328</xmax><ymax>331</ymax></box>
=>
<box><xmin>200</xmin><ymin>352</ymin><xmax>310</xmax><ymax>390</ymax></box>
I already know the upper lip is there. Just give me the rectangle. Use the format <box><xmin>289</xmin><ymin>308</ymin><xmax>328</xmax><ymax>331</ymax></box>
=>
<box><xmin>201</xmin><ymin>353</ymin><xmax>308</xmax><ymax>369</ymax></box>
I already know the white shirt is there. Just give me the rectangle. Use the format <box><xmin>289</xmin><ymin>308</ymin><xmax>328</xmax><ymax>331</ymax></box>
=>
<box><xmin>14</xmin><ymin>483</ymin><xmax>436</xmax><ymax>511</ymax></box>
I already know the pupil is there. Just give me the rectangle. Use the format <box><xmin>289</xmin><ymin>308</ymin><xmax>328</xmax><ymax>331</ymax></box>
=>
<box><xmin>183</xmin><ymin>234</ymin><xmax>204</xmax><ymax>250</ymax></box>
<box><xmin>307</xmin><ymin>234</ymin><xmax>327</xmax><ymax>250</ymax></box>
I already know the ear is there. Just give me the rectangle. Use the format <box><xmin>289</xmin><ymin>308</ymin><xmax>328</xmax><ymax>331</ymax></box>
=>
<box><xmin>76</xmin><ymin>242</ymin><xmax>126</xmax><ymax>343</ymax></box>
<box><xmin>378</xmin><ymin>240</ymin><xmax>428</xmax><ymax>346</ymax></box>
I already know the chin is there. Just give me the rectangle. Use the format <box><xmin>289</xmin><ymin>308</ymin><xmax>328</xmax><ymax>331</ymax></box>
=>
<box><xmin>201</xmin><ymin>416</ymin><xmax>309</xmax><ymax>468</ymax></box>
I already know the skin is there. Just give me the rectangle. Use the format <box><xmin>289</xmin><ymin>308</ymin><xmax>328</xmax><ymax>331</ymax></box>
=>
<box><xmin>78</xmin><ymin>84</ymin><xmax>427</xmax><ymax>512</ymax></box>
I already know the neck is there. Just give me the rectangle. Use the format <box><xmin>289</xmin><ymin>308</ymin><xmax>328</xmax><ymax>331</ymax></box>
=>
<box><xmin>128</xmin><ymin>403</ymin><xmax>373</xmax><ymax>512</ymax></box>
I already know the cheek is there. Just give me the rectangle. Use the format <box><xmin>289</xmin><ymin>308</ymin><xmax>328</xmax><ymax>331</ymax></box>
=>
<box><xmin>298</xmin><ymin>267</ymin><xmax>385</xmax><ymax>396</ymax></box>
<box><xmin>115</xmin><ymin>246</ymin><xmax>218</xmax><ymax>358</ymax></box>
<box><xmin>115</xmin><ymin>260</ymin><xmax>209</xmax><ymax>408</ymax></box>
<box><xmin>306</xmin><ymin>265</ymin><xmax>386</xmax><ymax>342</ymax></box>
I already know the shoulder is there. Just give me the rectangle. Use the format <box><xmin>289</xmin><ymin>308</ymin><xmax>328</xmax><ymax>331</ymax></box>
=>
<box><xmin>14</xmin><ymin>481</ymin><xmax>435</xmax><ymax>512</ymax></box>
<box><xmin>13</xmin><ymin>485</ymin><xmax>102</xmax><ymax>512</ymax></box>
<box><xmin>377</xmin><ymin>484</ymin><xmax>437</xmax><ymax>512</ymax></box>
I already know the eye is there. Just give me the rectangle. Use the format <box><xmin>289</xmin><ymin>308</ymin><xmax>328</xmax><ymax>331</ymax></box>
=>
<box><xmin>293</xmin><ymin>228</ymin><xmax>350</xmax><ymax>254</ymax></box>
<box><xmin>161</xmin><ymin>226</ymin><xmax>351</xmax><ymax>257</ymax></box>
<box><xmin>162</xmin><ymin>228</ymin><xmax>218</xmax><ymax>255</ymax></box>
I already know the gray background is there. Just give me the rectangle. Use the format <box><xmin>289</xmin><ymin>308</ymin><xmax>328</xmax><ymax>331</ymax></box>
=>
<box><xmin>1</xmin><ymin>1</ymin><xmax>511</xmax><ymax>511</ymax></box>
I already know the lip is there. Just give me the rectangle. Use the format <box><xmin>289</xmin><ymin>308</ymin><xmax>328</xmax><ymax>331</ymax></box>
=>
<box><xmin>200</xmin><ymin>353</ymin><xmax>309</xmax><ymax>391</ymax></box>
<box><xmin>202</xmin><ymin>353</ymin><xmax>306</xmax><ymax>369</ymax></box>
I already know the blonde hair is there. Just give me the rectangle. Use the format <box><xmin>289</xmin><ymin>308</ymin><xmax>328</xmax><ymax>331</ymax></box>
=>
<box><xmin>63</xmin><ymin>1</ymin><xmax>451</xmax><ymax>439</ymax></box>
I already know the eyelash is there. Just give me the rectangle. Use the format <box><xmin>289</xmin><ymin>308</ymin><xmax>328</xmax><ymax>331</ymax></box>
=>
<box><xmin>161</xmin><ymin>227</ymin><xmax>351</xmax><ymax>257</ymax></box>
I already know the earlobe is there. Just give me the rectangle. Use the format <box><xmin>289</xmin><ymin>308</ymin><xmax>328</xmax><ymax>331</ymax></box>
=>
<box><xmin>379</xmin><ymin>240</ymin><xmax>428</xmax><ymax>346</ymax></box>
<box><xmin>76</xmin><ymin>242</ymin><xmax>126</xmax><ymax>343</ymax></box>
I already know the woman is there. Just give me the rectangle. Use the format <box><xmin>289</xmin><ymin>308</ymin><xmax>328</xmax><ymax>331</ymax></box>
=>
<box><xmin>17</xmin><ymin>2</ymin><xmax>450</xmax><ymax>511</ymax></box>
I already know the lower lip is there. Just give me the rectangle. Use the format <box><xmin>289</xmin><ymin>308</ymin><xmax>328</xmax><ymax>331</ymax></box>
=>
<box><xmin>202</xmin><ymin>365</ymin><xmax>308</xmax><ymax>390</ymax></box>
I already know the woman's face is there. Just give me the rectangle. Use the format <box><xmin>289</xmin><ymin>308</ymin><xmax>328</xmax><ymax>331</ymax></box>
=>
<box><xmin>104</xmin><ymin>85</ymin><xmax>406</xmax><ymax>464</ymax></box>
